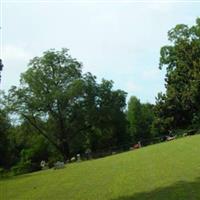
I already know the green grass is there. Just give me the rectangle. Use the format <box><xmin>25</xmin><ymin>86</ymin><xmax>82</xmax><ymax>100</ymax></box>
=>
<box><xmin>1</xmin><ymin>135</ymin><xmax>200</xmax><ymax>200</ymax></box>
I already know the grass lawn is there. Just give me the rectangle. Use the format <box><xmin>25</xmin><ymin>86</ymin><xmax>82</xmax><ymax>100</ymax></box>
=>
<box><xmin>1</xmin><ymin>135</ymin><xmax>200</xmax><ymax>200</ymax></box>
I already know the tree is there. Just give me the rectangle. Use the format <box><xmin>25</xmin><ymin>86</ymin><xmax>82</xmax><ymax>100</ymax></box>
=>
<box><xmin>6</xmin><ymin>49</ymin><xmax>128</xmax><ymax>160</ymax></box>
<box><xmin>140</xmin><ymin>103</ymin><xmax>155</xmax><ymax>142</ymax></box>
<box><xmin>0</xmin><ymin>59</ymin><xmax>3</xmax><ymax>83</ymax></box>
<box><xmin>154</xmin><ymin>18</ymin><xmax>200</xmax><ymax>133</ymax></box>
<box><xmin>127</xmin><ymin>96</ymin><xmax>154</xmax><ymax>144</ymax></box>
<box><xmin>89</xmin><ymin>80</ymin><xmax>128</xmax><ymax>151</ymax></box>
<box><xmin>0</xmin><ymin>108</ymin><xmax>10</xmax><ymax>168</ymax></box>
<box><xmin>127</xmin><ymin>96</ymin><xmax>142</xmax><ymax>143</ymax></box>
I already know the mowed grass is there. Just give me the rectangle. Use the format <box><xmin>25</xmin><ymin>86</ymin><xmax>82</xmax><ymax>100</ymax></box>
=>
<box><xmin>1</xmin><ymin>135</ymin><xmax>200</xmax><ymax>200</ymax></box>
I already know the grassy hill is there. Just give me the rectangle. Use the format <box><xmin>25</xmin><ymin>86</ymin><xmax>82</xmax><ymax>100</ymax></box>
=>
<box><xmin>1</xmin><ymin>135</ymin><xmax>200</xmax><ymax>200</ymax></box>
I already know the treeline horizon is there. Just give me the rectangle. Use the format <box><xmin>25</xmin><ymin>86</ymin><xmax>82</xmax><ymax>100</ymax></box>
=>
<box><xmin>0</xmin><ymin>17</ymin><xmax>200</xmax><ymax>176</ymax></box>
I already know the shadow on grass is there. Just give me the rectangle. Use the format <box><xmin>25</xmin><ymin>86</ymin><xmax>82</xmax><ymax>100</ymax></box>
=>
<box><xmin>111</xmin><ymin>177</ymin><xmax>200</xmax><ymax>200</ymax></box>
<box><xmin>0</xmin><ymin>169</ymin><xmax>48</xmax><ymax>182</ymax></box>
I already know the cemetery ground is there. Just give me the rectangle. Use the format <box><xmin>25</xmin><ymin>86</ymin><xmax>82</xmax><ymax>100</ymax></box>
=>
<box><xmin>1</xmin><ymin>135</ymin><xmax>200</xmax><ymax>200</ymax></box>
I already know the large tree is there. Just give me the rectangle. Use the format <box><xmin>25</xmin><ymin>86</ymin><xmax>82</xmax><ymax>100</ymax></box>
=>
<box><xmin>7</xmin><ymin>49</ymin><xmax>127</xmax><ymax>160</ymax></box>
<box><xmin>154</xmin><ymin>18</ymin><xmax>200</xmax><ymax>133</ymax></box>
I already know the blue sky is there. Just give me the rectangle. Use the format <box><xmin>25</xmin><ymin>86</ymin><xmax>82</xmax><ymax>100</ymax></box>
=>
<box><xmin>1</xmin><ymin>1</ymin><xmax>200</xmax><ymax>103</ymax></box>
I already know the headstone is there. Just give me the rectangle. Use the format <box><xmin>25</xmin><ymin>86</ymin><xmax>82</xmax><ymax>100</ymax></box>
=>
<box><xmin>70</xmin><ymin>157</ymin><xmax>76</xmax><ymax>162</ymax></box>
<box><xmin>40</xmin><ymin>160</ymin><xmax>46</xmax><ymax>168</ymax></box>
<box><xmin>77</xmin><ymin>154</ymin><xmax>81</xmax><ymax>162</ymax></box>
<box><xmin>54</xmin><ymin>161</ymin><xmax>65</xmax><ymax>170</ymax></box>
<box><xmin>138</xmin><ymin>141</ymin><xmax>141</xmax><ymax>148</ymax></box>
<box><xmin>40</xmin><ymin>160</ymin><xmax>49</xmax><ymax>170</ymax></box>
<box><xmin>85</xmin><ymin>148</ymin><xmax>92</xmax><ymax>160</ymax></box>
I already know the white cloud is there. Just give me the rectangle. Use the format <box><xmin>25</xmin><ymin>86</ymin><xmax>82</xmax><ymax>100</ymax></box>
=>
<box><xmin>2</xmin><ymin>45</ymin><xmax>32</xmax><ymax>62</ymax></box>
<box><xmin>125</xmin><ymin>81</ymin><xmax>141</xmax><ymax>93</ymax></box>
<box><xmin>141</xmin><ymin>68</ymin><xmax>161</xmax><ymax>80</ymax></box>
<box><xmin>0</xmin><ymin>45</ymin><xmax>33</xmax><ymax>91</ymax></box>
<box><xmin>148</xmin><ymin>2</ymin><xmax>173</xmax><ymax>13</ymax></box>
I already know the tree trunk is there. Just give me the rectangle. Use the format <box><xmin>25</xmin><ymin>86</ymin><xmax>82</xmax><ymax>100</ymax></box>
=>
<box><xmin>59</xmin><ymin>140</ymin><xmax>70</xmax><ymax>162</ymax></box>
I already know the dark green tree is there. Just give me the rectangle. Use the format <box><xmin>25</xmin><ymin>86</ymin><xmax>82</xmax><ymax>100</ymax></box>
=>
<box><xmin>154</xmin><ymin>18</ymin><xmax>200</xmax><ymax>133</ymax></box>
<box><xmin>89</xmin><ymin>80</ymin><xmax>128</xmax><ymax>151</ymax></box>
<box><xmin>140</xmin><ymin>103</ymin><xmax>155</xmax><ymax>143</ymax></box>
<box><xmin>0</xmin><ymin>108</ymin><xmax>10</xmax><ymax>168</ymax></box>
<box><xmin>127</xmin><ymin>96</ymin><xmax>142</xmax><ymax>143</ymax></box>
<box><xmin>127</xmin><ymin>96</ymin><xmax>154</xmax><ymax>144</ymax></box>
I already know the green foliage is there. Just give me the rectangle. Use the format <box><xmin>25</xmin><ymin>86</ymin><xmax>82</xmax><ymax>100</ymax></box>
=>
<box><xmin>10</xmin><ymin>134</ymin><xmax>53</xmax><ymax>175</ymax></box>
<box><xmin>0</xmin><ymin>167</ymin><xmax>6</xmax><ymax>178</ymax></box>
<box><xmin>0</xmin><ymin>108</ymin><xmax>11</xmax><ymax>168</ymax></box>
<box><xmin>6</xmin><ymin>48</ymin><xmax>128</xmax><ymax>161</ymax></box>
<box><xmin>89</xmin><ymin>80</ymin><xmax>128</xmax><ymax>151</ymax></box>
<box><xmin>127</xmin><ymin>96</ymin><xmax>142</xmax><ymax>142</ymax></box>
<box><xmin>127</xmin><ymin>96</ymin><xmax>154</xmax><ymax>144</ymax></box>
<box><xmin>141</xmin><ymin>103</ymin><xmax>155</xmax><ymax>139</ymax></box>
<box><xmin>10</xmin><ymin>148</ymin><xmax>34</xmax><ymax>175</ymax></box>
<box><xmin>155</xmin><ymin>18</ymin><xmax>200</xmax><ymax>133</ymax></box>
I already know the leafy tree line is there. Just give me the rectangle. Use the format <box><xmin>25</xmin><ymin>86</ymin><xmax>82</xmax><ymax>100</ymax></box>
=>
<box><xmin>1</xmin><ymin>18</ymin><xmax>200</xmax><ymax>176</ymax></box>
<box><xmin>0</xmin><ymin>49</ymin><xmax>133</xmax><ymax>175</ymax></box>
<box><xmin>0</xmin><ymin>49</ymin><xmax>154</xmax><ymax>175</ymax></box>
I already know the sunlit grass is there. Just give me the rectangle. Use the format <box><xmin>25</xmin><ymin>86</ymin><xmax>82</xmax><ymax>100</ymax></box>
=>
<box><xmin>1</xmin><ymin>135</ymin><xmax>200</xmax><ymax>200</ymax></box>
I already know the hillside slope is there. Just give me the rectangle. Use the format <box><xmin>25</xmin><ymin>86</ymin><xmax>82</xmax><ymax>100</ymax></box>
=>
<box><xmin>1</xmin><ymin>135</ymin><xmax>200</xmax><ymax>200</ymax></box>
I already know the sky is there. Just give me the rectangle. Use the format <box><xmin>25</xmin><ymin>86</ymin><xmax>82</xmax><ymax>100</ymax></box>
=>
<box><xmin>1</xmin><ymin>0</ymin><xmax>200</xmax><ymax>103</ymax></box>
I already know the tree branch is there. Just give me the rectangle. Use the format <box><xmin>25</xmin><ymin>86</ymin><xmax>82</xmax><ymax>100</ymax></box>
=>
<box><xmin>21</xmin><ymin>113</ymin><xmax>61</xmax><ymax>153</ymax></box>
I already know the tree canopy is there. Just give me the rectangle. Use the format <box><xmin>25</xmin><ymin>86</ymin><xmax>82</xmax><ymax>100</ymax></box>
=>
<box><xmin>6</xmin><ymin>49</ymin><xmax>128</xmax><ymax>161</ymax></box>
<box><xmin>154</xmin><ymin>18</ymin><xmax>200</xmax><ymax>133</ymax></box>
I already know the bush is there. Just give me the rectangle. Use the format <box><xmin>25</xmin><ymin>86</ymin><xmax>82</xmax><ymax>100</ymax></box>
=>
<box><xmin>11</xmin><ymin>149</ymin><xmax>35</xmax><ymax>175</ymax></box>
<box><xmin>0</xmin><ymin>167</ymin><xmax>6</xmax><ymax>178</ymax></box>
<box><xmin>11</xmin><ymin>160</ymin><xmax>32</xmax><ymax>175</ymax></box>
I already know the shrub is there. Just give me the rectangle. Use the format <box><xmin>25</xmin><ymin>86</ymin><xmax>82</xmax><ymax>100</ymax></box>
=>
<box><xmin>11</xmin><ymin>160</ymin><xmax>32</xmax><ymax>175</ymax></box>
